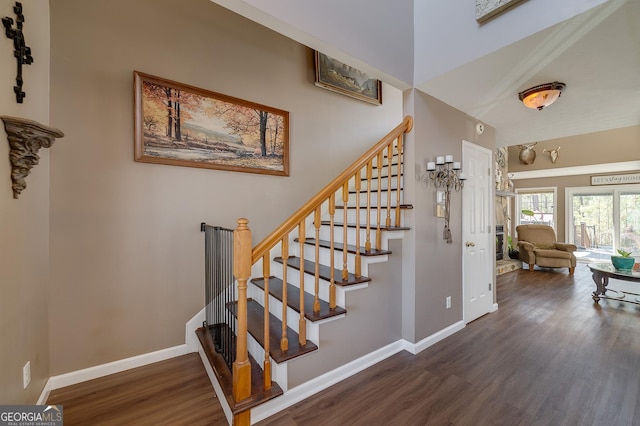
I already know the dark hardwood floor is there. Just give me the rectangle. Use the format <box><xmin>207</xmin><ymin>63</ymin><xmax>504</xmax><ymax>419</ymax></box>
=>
<box><xmin>48</xmin><ymin>264</ymin><xmax>640</xmax><ymax>425</ymax></box>
<box><xmin>258</xmin><ymin>264</ymin><xmax>640</xmax><ymax>425</ymax></box>
<box><xmin>47</xmin><ymin>353</ymin><xmax>226</xmax><ymax>425</ymax></box>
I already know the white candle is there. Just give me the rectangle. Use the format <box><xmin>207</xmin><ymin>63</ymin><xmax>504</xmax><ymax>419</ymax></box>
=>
<box><xmin>459</xmin><ymin>172</ymin><xmax>466</xmax><ymax>180</ymax></box>
<box><xmin>436</xmin><ymin>156</ymin><xmax>445</xmax><ymax>165</ymax></box>
<box><xmin>445</xmin><ymin>155</ymin><xmax>453</xmax><ymax>163</ymax></box>
<box><xmin>427</xmin><ymin>162</ymin><xmax>436</xmax><ymax>171</ymax></box>
<box><xmin>453</xmin><ymin>162</ymin><xmax>461</xmax><ymax>170</ymax></box>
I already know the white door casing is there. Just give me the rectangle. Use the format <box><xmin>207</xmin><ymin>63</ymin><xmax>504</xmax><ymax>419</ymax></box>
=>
<box><xmin>462</xmin><ymin>141</ymin><xmax>494</xmax><ymax>323</ymax></box>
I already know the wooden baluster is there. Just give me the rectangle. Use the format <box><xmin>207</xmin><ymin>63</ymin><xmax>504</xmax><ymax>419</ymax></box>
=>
<box><xmin>313</xmin><ymin>206</ymin><xmax>321</xmax><ymax>313</ymax></box>
<box><xmin>395</xmin><ymin>136</ymin><xmax>404</xmax><ymax>227</ymax></box>
<box><xmin>280</xmin><ymin>237</ymin><xmax>289</xmax><ymax>352</ymax></box>
<box><xmin>329</xmin><ymin>193</ymin><xmax>336</xmax><ymax>309</ymax></box>
<box><xmin>354</xmin><ymin>172</ymin><xmax>362</xmax><ymax>277</ymax></box>
<box><xmin>376</xmin><ymin>151</ymin><xmax>383</xmax><ymax>251</ymax></box>
<box><xmin>342</xmin><ymin>181</ymin><xmax>349</xmax><ymax>281</ymax></box>
<box><xmin>365</xmin><ymin>161</ymin><xmax>373</xmax><ymax>253</ymax></box>
<box><xmin>262</xmin><ymin>253</ymin><xmax>271</xmax><ymax>391</ymax></box>
<box><xmin>386</xmin><ymin>144</ymin><xmax>393</xmax><ymax>228</ymax></box>
<box><xmin>232</xmin><ymin>218</ymin><xmax>252</xmax><ymax>404</ymax></box>
<box><xmin>298</xmin><ymin>222</ymin><xmax>307</xmax><ymax>345</ymax></box>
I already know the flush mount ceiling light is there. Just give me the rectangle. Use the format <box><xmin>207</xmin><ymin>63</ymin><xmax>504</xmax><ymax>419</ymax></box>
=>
<box><xmin>518</xmin><ymin>82</ymin><xmax>566</xmax><ymax>110</ymax></box>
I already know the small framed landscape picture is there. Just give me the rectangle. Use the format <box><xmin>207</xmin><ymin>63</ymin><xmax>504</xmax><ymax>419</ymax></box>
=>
<box><xmin>314</xmin><ymin>51</ymin><xmax>382</xmax><ymax>105</ymax></box>
<box><xmin>134</xmin><ymin>71</ymin><xmax>289</xmax><ymax>176</ymax></box>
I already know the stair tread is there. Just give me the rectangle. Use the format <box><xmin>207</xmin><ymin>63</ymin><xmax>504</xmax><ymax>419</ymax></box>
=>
<box><xmin>274</xmin><ymin>256</ymin><xmax>371</xmax><ymax>286</ymax></box>
<box><xmin>349</xmin><ymin>187</ymin><xmax>403</xmax><ymax>194</ymax></box>
<box><xmin>295</xmin><ymin>238</ymin><xmax>391</xmax><ymax>256</ymax></box>
<box><xmin>251</xmin><ymin>276</ymin><xmax>347</xmax><ymax>321</ymax></box>
<box><xmin>196</xmin><ymin>326</ymin><xmax>283</xmax><ymax>414</ymax></box>
<box><xmin>335</xmin><ymin>204</ymin><xmax>413</xmax><ymax>210</ymax></box>
<box><xmin>321</xmin><ymin>221</ymin><xmax>411</xmax><ymax>231</ymax></box>
<box><xmin>229</xmin><ymin>299</ymin><xmax>318</xmax><ymax>363</ymax></box>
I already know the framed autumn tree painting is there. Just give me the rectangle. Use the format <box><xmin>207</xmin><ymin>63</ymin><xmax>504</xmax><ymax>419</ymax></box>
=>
<box><xmin>134</xmin><ymin>71</ymin><xmax>289</xmax><ymax>176</ymax></box>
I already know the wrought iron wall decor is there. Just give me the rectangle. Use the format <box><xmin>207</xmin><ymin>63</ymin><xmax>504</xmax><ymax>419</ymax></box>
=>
<box><xmin>427</xmin><ymin>155</ymin><xmax>466</xmax><ymax>243</ymax></box>
<box><xmin>2</xmin><ymin>2</ymin><xmax>33</xmax><ymax>103</ymax></box>
<box><xmin>1</xmin><ymin>116</ymin><xmax>64</xmax><ymax>198</ymax></box>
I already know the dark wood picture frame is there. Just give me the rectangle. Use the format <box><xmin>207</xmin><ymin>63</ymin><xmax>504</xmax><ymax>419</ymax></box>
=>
<box><xmin>134</xmin><ymin>71</ymin><xmax>289</xmax><ymax>176</ymax></box>
<box><xmin>314</xmin><ymin>51</ymin><xmax>382</xmax><ymax>105</ymax></box>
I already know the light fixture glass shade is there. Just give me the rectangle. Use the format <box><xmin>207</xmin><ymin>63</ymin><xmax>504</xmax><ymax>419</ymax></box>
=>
<box><xmin>518</xmin><ymin>82</ymin><xmax>566</xmax><ymax>110</ymax></box>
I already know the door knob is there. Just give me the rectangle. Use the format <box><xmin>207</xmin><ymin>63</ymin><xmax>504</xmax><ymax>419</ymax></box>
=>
<box><xmin>466</xmin><ymin>241</ymin><xmax>475</xmax><ymax>247</ymax></box>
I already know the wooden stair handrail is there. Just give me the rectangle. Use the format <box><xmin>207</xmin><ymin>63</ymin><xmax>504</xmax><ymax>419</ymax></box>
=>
<box><xmin>231</xmin><ymin>117</ymin><xmax>412</xmax><ymax>423</ymax></box>
<box><xmin>252</xmin><ymin>115</ymin><xmax>413</xmax><ymax>263</ymax></box>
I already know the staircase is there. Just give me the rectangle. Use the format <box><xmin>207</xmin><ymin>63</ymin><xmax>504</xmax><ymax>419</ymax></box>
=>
<box><xmin>197</xmin><ymin>116</ymin><xmax>414</xmax><ymax>425</ymax></box>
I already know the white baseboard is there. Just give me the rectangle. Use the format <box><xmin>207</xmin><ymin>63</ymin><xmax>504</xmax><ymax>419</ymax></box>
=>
<box><xmin>492</xmin><ymin>303</ymin><xmax>499</xmax><ymax>312</ymax></box>
<box><xmin>38</xmin><ymin>345</ymin><xmax>188</xmax><ymax>404</ymax></box>
<box><xmin>250</xmin><ymin>341</ymin><xmax>405</xmax><ymax>424</ymax></box>
<box><xmin>402</xmin><ymin>321</ymin><xmax>465</xmax><ymax>355</ymax></box>
<box><xmin>38</xmin><ymin>308</ymin><xmax>206</xmax><ymax>405</ymax></box>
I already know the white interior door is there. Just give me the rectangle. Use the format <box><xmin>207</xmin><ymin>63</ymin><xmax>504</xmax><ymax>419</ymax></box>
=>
<box><xmin>462</xmin><ymin>141</ymin><xmax>494</xmax><ymax>323</ymax></box>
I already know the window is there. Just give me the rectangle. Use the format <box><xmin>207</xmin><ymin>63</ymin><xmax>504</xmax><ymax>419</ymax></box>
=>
<box><xmin>515</xmin><ymin>187</ymin><xmax>557</xmax><ymax>231</ymax></box>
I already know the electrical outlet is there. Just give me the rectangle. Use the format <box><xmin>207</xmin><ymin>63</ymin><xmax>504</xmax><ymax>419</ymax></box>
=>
<box><xmin>446</xmin><ymin>296</ymin><xmax>451</xmax><ymax>309</ymax></box>
<box><xmin>23</xmin><ymin>361</ymin><xmax>31</xmax><ymax>389</ymax></box>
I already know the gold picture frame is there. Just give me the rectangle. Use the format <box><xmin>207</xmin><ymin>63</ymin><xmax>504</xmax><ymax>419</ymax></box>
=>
<box><xmin>314</xmin><ymin>51</ymin><xmax>382</xmax><ymax>105</ymax></box>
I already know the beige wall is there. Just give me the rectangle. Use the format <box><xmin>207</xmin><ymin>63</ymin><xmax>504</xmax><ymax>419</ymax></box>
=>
<box><xmin>0</xmin><ymin>0</ymin><xmax>51</xmax><ymax>403</ymax></box>
<box><xmin>405</xmin><ymin>89</ymin><xmax>496</xmax><ymax>341</ymax></box>
<box><xmin>509</xmin><ymin>125</ymin><xmax>640</xmax><ymax>240</ymax></box>
<box><xmin>49</xmin><ymin>0</ymin><xmax>403</xmax><ymax>375</ymax></box>
<box><xmin>508</xmin><ymin>125</ymin><xmax>640</xmax><ymax>172</ymax></box>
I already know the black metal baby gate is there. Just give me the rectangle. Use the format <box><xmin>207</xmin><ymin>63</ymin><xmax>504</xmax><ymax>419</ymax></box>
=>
<box><xmin>201</xmin><ymin>223</ymin><xmax>236</xmax><ymax>370</ymax></box>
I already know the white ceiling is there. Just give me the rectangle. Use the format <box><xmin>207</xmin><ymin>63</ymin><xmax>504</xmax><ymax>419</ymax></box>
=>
<box><xmin>417</xmin><ymin>0</ymin><xmax>640</xmax><ymax>146</ymax></box>
<box><xmin>212</xmin><ymin>0</ymin><xmax>640</xmax><ymax>147</ymax></box>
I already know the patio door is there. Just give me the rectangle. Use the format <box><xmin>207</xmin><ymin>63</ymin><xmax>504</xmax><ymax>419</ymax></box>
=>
<box><xmin>567</xmin><ymin>185</ymin><xmax>640</xmax><ymax>259</ymax></box>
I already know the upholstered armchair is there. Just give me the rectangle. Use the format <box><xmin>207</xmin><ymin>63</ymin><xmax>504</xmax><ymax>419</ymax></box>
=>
<box><xmin>516</xmin><ymin>224</ymin><xmax>577</xmax><ymax>275</ymax></box>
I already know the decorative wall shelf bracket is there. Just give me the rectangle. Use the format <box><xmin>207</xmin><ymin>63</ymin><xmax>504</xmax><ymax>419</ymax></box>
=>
<box><xmin>2</xmin><ymin>1</ymin><xmax>33</xmax><ymax>103</ymax></box>
<box><xmin>1</xmin><ymin>116</ymin><xmax>64</xmax><ymax>198</ymax></box>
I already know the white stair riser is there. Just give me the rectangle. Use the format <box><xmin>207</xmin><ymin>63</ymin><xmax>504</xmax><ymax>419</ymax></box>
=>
<box><xmin>349</xmin><ymin>169</ymin><xmax>402</xmax><ymax>190</ymax></box>
<box><xmin>355</xmin><ymin>175</ymin><xmax>403</xmax><ymax>192</ymax></box>
<box><xmin>299</xmin><ymin>244</ymin><xmax>356</xmax><ymax>272</ymax></box>
<box><xmin>345</xmin><ymin>190</ymin><xmax>402</xmax><ymax>208</ymax></box>
<box><xmin>319</xmin><ymin>225</ymin><xmax>382</xmax><ymax>246</ymax></box>
<box><xmin>337</xmin><ymin>205</ymin><xmax>401</xmax><ymax>224</ymax></box>
<box><xmin>267</xmin><ymin>261</ymin><xmax>349</xmax><ymax>305</ymax></box>
<box><xmin>247</xmin><ymin>281</ymin><xmax>321</xmax><ymax>344</ymax></box>
<box><xmin>246</xmin><ymin>331</ymin><xmax>288</xmax><ymax>391</ymax></box>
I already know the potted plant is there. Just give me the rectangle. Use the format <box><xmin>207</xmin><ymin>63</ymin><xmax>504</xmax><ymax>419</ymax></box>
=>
<box><xmin>507</xmin><ymin>236</ymin><xmax>519</xmax><ymax>259</ymax></box>
<box><xmin>611</xmin><ymin>249</ymin><xmax>635</xmax><ymax>271</ymax></box>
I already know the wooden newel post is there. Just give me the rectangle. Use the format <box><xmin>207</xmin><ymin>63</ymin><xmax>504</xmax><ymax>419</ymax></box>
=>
<box><xmin>233</xmin><ymin>218</ymin><xmax>252</xmax><ymax>405</ymax></box>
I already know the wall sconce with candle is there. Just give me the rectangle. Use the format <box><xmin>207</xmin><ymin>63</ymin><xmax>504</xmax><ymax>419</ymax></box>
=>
<box><xmin>427</xmin><ymin>154</ymin><xmax>466</xmax><ymax>243</ymax></box>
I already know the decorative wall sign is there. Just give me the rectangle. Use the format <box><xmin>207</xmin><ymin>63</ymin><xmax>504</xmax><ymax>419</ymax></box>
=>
<box><xmin>1</xmin><ymin>116</ymin><xmax>64</xmax><ymax>198</ymax></box>
<box><xmin>314</xmin><ymin>51</ymin><xmax>382</xmax><ymax>105</ymax></box>
<box><xmin>2</xmin><ymin>1</ymin><xmax>33</xmax><ymax>103</ymax></box>
<box><xmin>134</xmin><ymin>72</ymin><xmax>289</xmax><ymax>176</ymax></box>
<box><xmin>591</xmin><ymin>173</ymin><xmax>640</xmax><ymax>186</ymax></box>
<box><xmin>476</xmin><ymin>0</ymin><xmax>527</xmax><ymax>23</ymax></box>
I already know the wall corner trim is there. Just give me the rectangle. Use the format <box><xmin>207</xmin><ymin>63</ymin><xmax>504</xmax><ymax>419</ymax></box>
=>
<box><xmin>1</xmin><ymin>116</ymin><xmax>64</xmax><ymax>198</ymax></box>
